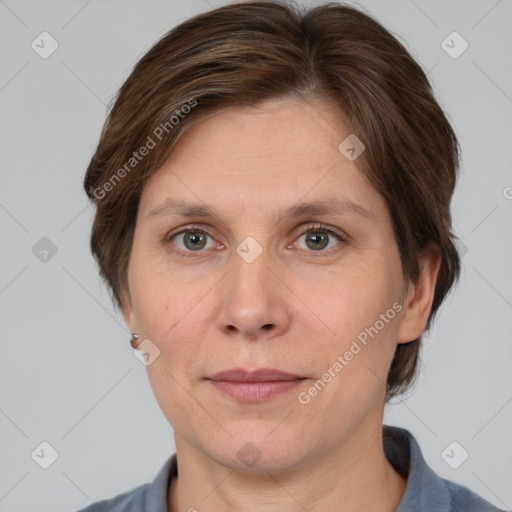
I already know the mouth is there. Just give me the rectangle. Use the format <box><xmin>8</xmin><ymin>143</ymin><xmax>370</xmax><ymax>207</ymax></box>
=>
<box><xmin>205</xmin><ymin>368</ymin><xmax>307</xmax><ymax>402</ymax></box>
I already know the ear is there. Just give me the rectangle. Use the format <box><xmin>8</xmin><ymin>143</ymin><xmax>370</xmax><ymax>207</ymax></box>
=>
<box><xmin>396</xmin><ymin>247</ymin><xmax>442</xmax><ymax>344</ymax></box>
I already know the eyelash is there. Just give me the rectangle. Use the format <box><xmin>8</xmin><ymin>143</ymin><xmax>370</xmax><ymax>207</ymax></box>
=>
<box><xmin>164</xmin><ymin>223</ymin><xmax>346</xmax><ymax>258</ymax></box>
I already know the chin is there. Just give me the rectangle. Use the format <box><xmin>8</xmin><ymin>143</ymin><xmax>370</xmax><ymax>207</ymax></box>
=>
<box><xmin>206</xmin><ymin>429</ymin><xmax>310</xmax><ymax>473</ymax></box>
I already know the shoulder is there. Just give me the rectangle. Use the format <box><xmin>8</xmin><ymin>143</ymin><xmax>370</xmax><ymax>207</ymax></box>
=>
<box><xmin>440</xmin><ymin>476</ymin><xmax>507</xmax><ymax>512</ymax></box>
<box><xmin>74</xmin><ymin>483</ymin><xmax>149</xmax><ymax>512</ymax></box>
<box><xmin>73</xmin><ymin>455</ymin><xmax>176</xmax><ymax>512</ymax></box>
<box><xmin>383</xmin><ymin>425</ymin><xmax>507</xmax><ymax>512</ymax></box>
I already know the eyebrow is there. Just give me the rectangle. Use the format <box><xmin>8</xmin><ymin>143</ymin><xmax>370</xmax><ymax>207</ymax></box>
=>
<box><xmin>145</xmin><ymin>197</ymin><xmax>374</xmax><ymax>223</ymax></box>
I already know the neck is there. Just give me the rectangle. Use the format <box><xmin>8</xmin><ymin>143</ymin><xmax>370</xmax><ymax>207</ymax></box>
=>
<box><xmin>167</xmin><ymin>420</ymin><xmax>407</xmax><ymax>512</ymax></box>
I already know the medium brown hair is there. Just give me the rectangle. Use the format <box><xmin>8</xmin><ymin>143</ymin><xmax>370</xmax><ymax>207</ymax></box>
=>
<box><xmin>84</xmin><ymin>0</ymin><xmax>461</xmax><ymax>402</ymax></box>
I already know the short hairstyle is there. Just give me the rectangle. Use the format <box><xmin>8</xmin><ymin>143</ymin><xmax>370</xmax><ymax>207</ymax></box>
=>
<box><xmin>83</xmin><ymin>0</ymin><xmax>461</xmax><ymax>402</ymax></box>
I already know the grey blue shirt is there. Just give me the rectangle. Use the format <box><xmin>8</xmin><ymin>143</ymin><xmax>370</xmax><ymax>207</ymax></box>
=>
<box><xmin>76</xmin><ymin>425</ymin><xmax>506</xmax><ymax>511</ymax></box>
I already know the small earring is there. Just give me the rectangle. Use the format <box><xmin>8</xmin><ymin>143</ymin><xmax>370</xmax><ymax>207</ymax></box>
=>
<box><xmin>130</xmin><ymin>332</ymin><xmax>139</xmax><ymax>349</ymax></box>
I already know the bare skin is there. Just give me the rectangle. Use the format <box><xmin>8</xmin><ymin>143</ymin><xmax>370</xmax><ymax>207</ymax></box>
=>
<box><xmin>122</xmin><ymin>96</ymin><xmax>440</xmax><ymax>512</ymax></box>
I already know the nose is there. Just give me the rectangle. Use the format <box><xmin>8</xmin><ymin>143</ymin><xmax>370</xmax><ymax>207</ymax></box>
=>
<box><xmin>215</xmin><ymin>247</ymin><xmax>292</xmax><ymax>342</ymax></box>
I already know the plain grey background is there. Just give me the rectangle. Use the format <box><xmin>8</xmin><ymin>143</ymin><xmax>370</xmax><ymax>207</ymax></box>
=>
<box><xmin>1</xmin><ymin>0</ymin><xmax>511</xmax><ymax>511</ymax></box>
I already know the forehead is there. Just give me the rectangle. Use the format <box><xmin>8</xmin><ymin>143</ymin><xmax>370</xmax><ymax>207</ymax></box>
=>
<box><xmin>138</xmin><ymin>97</ymin><xmax>382</xmax><ymax>220</ymax></box>
<box><xmin>177</xmin><ymin>96</ymin><xmax>350</xmax><ymax>161</ymax></box>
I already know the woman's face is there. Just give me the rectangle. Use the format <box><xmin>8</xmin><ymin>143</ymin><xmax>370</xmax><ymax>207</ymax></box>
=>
<box><xmin>123</xmin><ymin>97</ymin><xmax>427</xmax><ymax>471</ymax></box>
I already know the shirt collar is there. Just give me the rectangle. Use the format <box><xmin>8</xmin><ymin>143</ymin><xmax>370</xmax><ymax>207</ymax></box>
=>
<box><xmin>386</xmin><ymin>425</ymin><xmax>452</xmax><ymax>511</ymax></box>
<box><xmin>143</xmin><ymin>450</ymin><xmax>176</xmax><ymax>512</ymax></box>
<box><xmin>144</xmin><ymin>424</ymin><xmax>450</xmax><ymax>512</ymax></box>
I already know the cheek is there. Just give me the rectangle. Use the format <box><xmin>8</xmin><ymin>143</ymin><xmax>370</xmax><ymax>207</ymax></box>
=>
<box><xmin>298</xmin><ymin>256</ymin><xmax>403</xmax><ymax>399</ymax></box>
<box><xmin>298</xmin><ymin>272</ymin><xmax>402</xmax><ymax>422</ymax></box>
<box><xmin>311</xmin><ymin>258</ymin><xmax>401</xmax><ymax>337</ymax></box>
<box><xmin>130</xmin><ymin>258</ymin><xmax>218</xmax><ymax>367</ymax></box>
<box><xmin>130</xmin><ymin>258</ymin><xmax>196</xmax><ymax>336</ymax></box>
<box><xmin>145</xmin><ymin>363</ymin><xmax>208</xmax><ymax>445</ymax></box>
<box><xmin>133</xmin><ymin>272</ymin><xmax>211</xmax><ymax>431</ymax></box>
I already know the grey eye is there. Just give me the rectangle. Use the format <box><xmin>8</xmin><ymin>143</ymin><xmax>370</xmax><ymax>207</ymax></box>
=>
<box><xmin>172</xmin><ymin>230</ymin><xmax>215</xmax><ymax>251</ymax></box>
<box><xmin>296</xmin><ymin>229</ymin><xmax>341</xmax><ymax>252</ymax></box>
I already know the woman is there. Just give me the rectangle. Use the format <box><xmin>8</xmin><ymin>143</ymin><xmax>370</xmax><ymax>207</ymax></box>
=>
<box><xmin>78</xmin><ymin>1</ymin><xmax>505</xmax><ymax>511</ymax></box>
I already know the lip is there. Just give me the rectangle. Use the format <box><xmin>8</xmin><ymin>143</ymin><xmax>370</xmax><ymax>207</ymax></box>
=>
<box><xmin>207</xmin><ymin>368</ymin><xmax>304</xmax><ymax>382</ymax></box>
<box><xmin>206</xmin><ymin>368</ymin><xmax>306</xmax><ymax>402</ymax></box>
